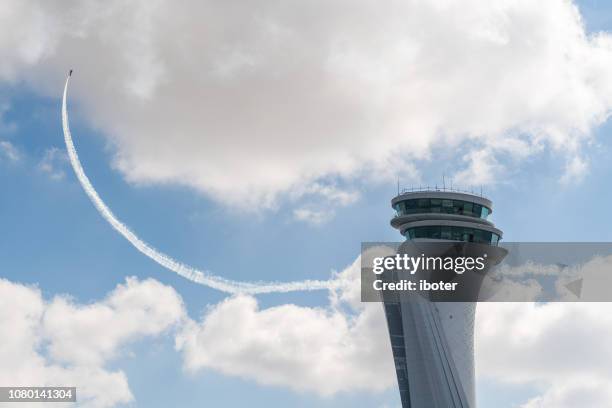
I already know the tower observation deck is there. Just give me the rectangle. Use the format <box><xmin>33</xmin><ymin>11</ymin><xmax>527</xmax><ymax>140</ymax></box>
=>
<box><xmin>383</xmin><ymin>188</ymin><xmax>507</xmax><ymax>408</ymax></box>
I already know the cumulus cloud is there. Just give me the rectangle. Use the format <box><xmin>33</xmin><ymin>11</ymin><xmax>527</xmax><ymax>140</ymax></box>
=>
<box><xmin>171</xmin><ymin>251</ymin><xmax>612</xmax><ymax>408</ymax></box>
<box><xmin>176</xmin><ymin>256</ymin><xmax>396</xmax><ymax>395</ymax></box>
<box><xmin>476</xmin><ymin>302</ymin><xmax>612</xmax><ymax>407</ymax></box>
<box><xmin>291</xmin><ymin>183</ymin><xmax>360</xmax><ymax>224</ymax></box>
<box><xmin>173</xmin><ymin>252</ymin><xmax>612</xmax><ymax>403</ymax></box>
<box><xmin>38</xmin><ymin>147</ymin><xmax>69</xmax><ymax>180</ymax></box>
<box><xmin>171</xmin><ymin>254</ymin><xmax>612</xmax><ymax>405</ymax></box>
<box><xmin>0</xmin><ymin>260</ymin><xmax>395</xmax><ymax>405</ymax></box>
<box><xmin>5</xmin><ymin>260</ymin><xmax>612</xmax><ymax>406</ymax></box>
<box><xmin>0</xmin><ymin>140</ymin><xmax>20</xmax><ymax>162</ymax></box>
<box><xmin>0</xmin><ymin>277</ymin><xmax>185</xmax><ymax>408</ymax></box>
<box><xmin>1</xmin><ymin>0</ymin><xmax>611</xmax><ymax>209</ymax></box>
<box><xmin>0</xmin><ymin>101</ymin><xmax>17</xmax><ymax>134</ymax></box>
<box><xmin>0</xmin><ymin>101</ymin><xmax>21</xmax><ymax>163</ymax></box>
<box><xmin>560</xmin><ymin>155</ymin><xmax>589</xmax><ymax>185</ymax></box>
<box><xmin>43</xmin><ymin>277</ymin><xmax>185</xmax><ymax>366</ymax></box>
<box><xmin>0</xmin><ymin>102</ymin><xmax>20</xmax><ymax>162</ymax></box>
<box><xmin>293</xmin><ymin>207</ymin><xmax>334</xmax><ymax>225</ymax></box>
<box><xmin>454</xmin><ymin>148</ymin><xmax>502</xmax><ymax>187</ymax></box>
<box><xmin>521</xmin><ymin>378</ymin><xmax>612</xmax><ymax>408</ymax></box>
<box><xmin>488</xmin><ymin>254</ymin><xmax>612</xmax><ymax>301</ymax></box>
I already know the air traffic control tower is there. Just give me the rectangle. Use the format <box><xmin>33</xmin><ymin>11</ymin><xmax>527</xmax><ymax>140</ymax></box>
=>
<box><xmin>383</xmin><ymin>189</ymin><xmax>507</xmax><ymax>408</ymax></box>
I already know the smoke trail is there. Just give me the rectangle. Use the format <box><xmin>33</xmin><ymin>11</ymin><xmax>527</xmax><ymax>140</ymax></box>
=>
<box><xmin>62</xmin><ymin>75</ymin><xmax>338</xmax><ymax>295</ymax></box>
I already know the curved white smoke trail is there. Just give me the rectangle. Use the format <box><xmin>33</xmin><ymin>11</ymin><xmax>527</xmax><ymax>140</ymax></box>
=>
<box><xmin>62</xmin><ymin>75</ymin><xmax>338</xmax><ymax>294</ymax></box>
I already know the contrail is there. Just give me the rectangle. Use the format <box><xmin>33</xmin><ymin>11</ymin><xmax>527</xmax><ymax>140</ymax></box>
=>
<box><xmin>62</xmin><ymin>75</ymin><xmax>339</xmax><ymax>295</ymax></box>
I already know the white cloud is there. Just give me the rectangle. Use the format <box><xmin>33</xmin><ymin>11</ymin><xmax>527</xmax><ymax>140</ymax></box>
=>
<box><xmin>0</xmin><ymin>277</ymin><xmax>185</xmax><ymax>408</ymax></box>
<box><xmin>560</xmin><ymin>155</ymin><xmax>589</xmax><ymax>185</ymax></box>
<box><xmin>293</xmin><ymin>207</ymin><xmax>334</xmax><ymax>225</ymax></box>
<box><xmin>174</xmin><ymin>255</ymin><xmax>612</xmax><ymax>403</ymax></box>
<box><xmin>453</xmin><ymin>148</ymin><xmax>502</xmax><ymax>187</ymax></box>
<box><xmin>521</xmin><ymin>378</ymin><xmax>612</xmax><ymax>408</ymax></box>
<box><xmin>0</xmin><ymin>140</ymin><xmax>20</xmax><ymax>162</ymax></box>
<box><xmin>476</xmin><ymin>302</ymin><xmax>612</xmax><ymax>407</ymax></box>
<box><xmin>0</xmin><ymin>102</ymin><xmax>20</xmax><ymax>163</ymax></box>
<box><xmin>0</xmin><ymin>261</ymin><xmax>395</xmax><ymax>405</ymax></box>
<box><xmin>292</xmin><ymin>183</ymin><xmax>360</xmax><ymax>207</ymax></box>
<box><xmin>0</xmin><ymin>101</ymin><xmax>17</xmax><ymax>134</ymax></box>
<box><xmin>0</xmin><ymin>0</ymin><xmax>611</xmax><ymax>209</ymax></box>
<box><xmin>176</xmin><ymin>256</ymin><xmax>396</xmax><ymax>395</ymax></box>
<box><xmin>38</xmin><ymin>147</ymin><xmax>69</xmax><ymax>180</ymax></box>
<box><xmin>291</xmin><ymin>183</ymin><xmax>360</xmax><ymax>224</ymax></box>
<box><xmin>5</xmin><ymin>259</ymin><xmax>612</xmax><ymax>406</ymax></box>
<box><xmin>43</xmin><ymin>277</ymin><xmax>185</xmax><ymax>366</ymax></box>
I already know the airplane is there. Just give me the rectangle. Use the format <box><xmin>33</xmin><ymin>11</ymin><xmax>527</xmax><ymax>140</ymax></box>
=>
<box><xmin>69</xmin><ymin>69</ymin><xmax>73</xmax><ymax>76</ymax></box>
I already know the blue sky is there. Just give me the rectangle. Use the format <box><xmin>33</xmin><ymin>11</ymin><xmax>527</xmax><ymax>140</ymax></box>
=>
<box><xmin>2</xmin><ymin>1</ymin><xmax>612</xmax><ymax>407</ymax></box>
<box><xmin>6</xmin><ymin>87</ymin><xmax>612</xmax><ymax>408</ymax></box>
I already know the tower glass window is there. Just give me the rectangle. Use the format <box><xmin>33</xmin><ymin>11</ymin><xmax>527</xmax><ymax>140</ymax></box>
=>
<box><xmin>394</xmin><ymin>199</ymin><xmax>491</xmax><ymax>219</ymax></box>
<box><xmin>403</xmin><ymin>225</ymin><xmax>500</xmax><ymax>245</ymax></box>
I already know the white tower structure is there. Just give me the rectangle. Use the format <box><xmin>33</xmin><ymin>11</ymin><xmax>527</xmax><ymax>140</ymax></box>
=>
<box><xmin>384</xmin><ymin>189</ymin><xmax>507</xmax><ymax>407</ymax></box>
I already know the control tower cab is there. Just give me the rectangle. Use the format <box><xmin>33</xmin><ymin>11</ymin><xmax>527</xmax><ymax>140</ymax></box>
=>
<box><xmin>391</xmin><ymin>190</ymin><xmax>502</xmax><ymax>245</ymax></box>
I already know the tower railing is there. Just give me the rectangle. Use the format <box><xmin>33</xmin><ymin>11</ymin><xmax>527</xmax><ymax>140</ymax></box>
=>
<box><xmin>398</xmin><ymin>186</ymin><xmax>488</xmax><ymax>199</ymax></box>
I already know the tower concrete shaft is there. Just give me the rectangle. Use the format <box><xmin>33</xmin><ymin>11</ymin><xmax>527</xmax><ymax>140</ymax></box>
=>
<box><xmin>384</xmin><ymin>190</ymin><xmax>507</xmax><ymax>408</ymax></box>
